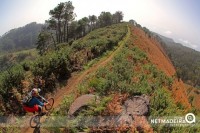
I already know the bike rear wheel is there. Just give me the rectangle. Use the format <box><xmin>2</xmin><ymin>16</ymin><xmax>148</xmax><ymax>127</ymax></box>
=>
<box><xmin>30</xmin><ymin>115</ymin><xmax>40</xmax><ymax>128</ymax></box>
<box><xmin>45</xmin><ymin>98</ymin><xmax>54</xmax><ymax>111</ymax></box>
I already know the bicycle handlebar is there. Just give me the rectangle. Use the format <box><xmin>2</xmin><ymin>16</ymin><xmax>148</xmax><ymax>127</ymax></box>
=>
<box><xmin>38</xmin><ymin>95</ymin><xmax>48</xmax><ymax>103</ymax></box>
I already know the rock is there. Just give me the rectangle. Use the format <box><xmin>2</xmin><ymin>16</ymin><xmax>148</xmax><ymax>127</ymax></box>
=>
<box><xmin>68</xmin><ymin>94</ymin><xmax>152</xmax><ymax>132</ymax></box>
<box><xmin>123</xmin><ymin>94</ymin><xmax>149</xmax><ymax>116</ymax></box>
<box><xmin>68</xmin><ymin>94</ymin><xmax>99</xmax><ymax>116</ymax></box>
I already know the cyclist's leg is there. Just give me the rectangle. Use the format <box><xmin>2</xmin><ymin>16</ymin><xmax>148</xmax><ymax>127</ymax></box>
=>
<box><xmin>37</xmin><ymin>105</ymin><xmax>47</xmax><ymax>115</ymax></box>
<box><xmin>38</xmin><ymin>105</ymin><xmax>42</xmax><ymax>114</ymax></box>
<box><xmin>32</xmin><ymin>105</ymin><xmax>41</xmax><ymax>114</ymax></box>
<box><xmin>23</xmin><ymin>105</ymin><xmax>35</xmax><ymax>113</ymax></box>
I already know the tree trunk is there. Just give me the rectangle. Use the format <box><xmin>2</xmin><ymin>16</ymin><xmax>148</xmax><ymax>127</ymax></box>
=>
<box><xmin>64</xmin><ymin>21</ymin><xmax>66</xmax><ymax>42</ymax></box>
<box><xmin>58</xmin><ymin>20</ymin><xmax>62</xmax><ymax>43</ymax></box>
<box><xmin>66</xmin><ymin>22</ymin><xmax>69</xmax><ymax>42</ymax></box>
<box><xmin>56</xmin><ymin>27</ymin><xmax>59</xmax><ymax>43</ymax></box>
<box><xmin>50</xmin><ymin>33</ymin><xmax>56</xmax><ymax>50</ymax></box>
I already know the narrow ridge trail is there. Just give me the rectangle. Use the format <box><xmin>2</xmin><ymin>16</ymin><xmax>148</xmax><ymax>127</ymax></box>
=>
<box><xmin>23</xmin><ymin>26</ymin><xmax>130</xmax><ymax>133</ymax></box>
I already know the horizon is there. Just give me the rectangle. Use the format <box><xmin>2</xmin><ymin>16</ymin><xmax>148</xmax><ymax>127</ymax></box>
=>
<box><xmin>0</xmin><ymin>0</ymin><xmax>200</xmax><ymax>51</ymax></box>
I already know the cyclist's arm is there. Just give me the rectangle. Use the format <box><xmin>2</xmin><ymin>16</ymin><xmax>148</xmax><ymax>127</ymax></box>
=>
<box><xmin>37</xmin><ymin>95</ymin><xmax>49</xmax><ymax>105</ymax></box>
<box><xmin>32</xmin><ymin>97</ymin><xmax>44</xmax><ymax>106</ymax></box>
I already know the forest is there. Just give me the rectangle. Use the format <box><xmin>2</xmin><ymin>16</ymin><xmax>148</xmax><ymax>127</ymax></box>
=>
<box><xmin>157</xmin><ymin>34</ymin><xmax>200</xmax><ymax>89</ymax></box>
<box><xmin>0</xmin><ymin>22</ymin><xmax>42</xmax><ymax>53</ymax></box>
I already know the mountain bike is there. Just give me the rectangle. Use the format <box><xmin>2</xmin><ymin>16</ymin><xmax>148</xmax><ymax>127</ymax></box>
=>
<box><xmin>29</xmin><ymin>96</ymin><xmax>54</xmax><ymax>128</ymax></box>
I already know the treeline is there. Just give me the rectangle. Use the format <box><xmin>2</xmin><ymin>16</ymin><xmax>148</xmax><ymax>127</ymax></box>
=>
<box><xmin>37</xmin><ymin>1</ymin><xmax>124</xmax><ymax>55</ymax></box>
<box><xmin>0</xmin><ymin>22</ymin><xmax>42</xmax><ymax>52</ymax></box>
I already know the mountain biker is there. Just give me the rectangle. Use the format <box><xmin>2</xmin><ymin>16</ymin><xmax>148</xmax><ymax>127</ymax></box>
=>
<box><xmin>23</xmin><ymin>88</ymin><xmax>48</xmax><ymax>115</ymax></box>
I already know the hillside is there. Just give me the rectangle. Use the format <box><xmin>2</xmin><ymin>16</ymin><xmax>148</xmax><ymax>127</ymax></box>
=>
<box><xmin>0</xmin><ymin>23</ymin><xmax>199</xmax><ymax>133</ymax></box>
<box><xmin>156</xmin><ymin>34</ymin><xmax>200</xmax><ymax>88</ymax></box>
<box><xmin>0</xmin><ymin>23</ymin><xmax>128</xmax><ymax>117</ymax></box>
<box><xmin>31</xmin><ymin>24</ymin><xmax>197</xmax><ymax>132</ymax></box>
<box><xmin>185</xmin><ymin>84</ymin><xmax>200</xmax><ymax>110</ymax></box>
<box><xmin>0</xmin><ymin>49</ymin><xmax>38</xmax><ymax>72</ymax></box>
<box><xmin>0</xmin><ymin>22</ymin><xmax>42</xmax><ymax>53</ymax></box>
<box><xmin>131</xmin><ymin>26</ymin><xmax>191</xmax><ymax>109</ymax></box>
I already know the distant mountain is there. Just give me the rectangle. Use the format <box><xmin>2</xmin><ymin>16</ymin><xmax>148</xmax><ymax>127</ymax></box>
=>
<box><xmin>0</xmin><ymin>22</ymin><xmax>43</xmax><ymax>53</ymax></box>
<box><xmin>157</xmin><ymin>34</ymin><xmax>174</xmax><ymax>44</ymax></box>
<box><xmin>156</xmin><ymin>33</ymin><xmax>200</xmax><ymax>88</ymax></box>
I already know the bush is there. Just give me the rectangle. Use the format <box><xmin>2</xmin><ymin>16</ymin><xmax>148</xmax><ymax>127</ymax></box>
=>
<box><xmin>0</xmin><ymin>65</ymin><xmax>25</xmax><ymax>97</ymax></box>
<box><xmin>32</xmin><ymin>47</ymin><xmax>72</xmax><ymax>80</ymax></box>
<box><xmin>31</xmin><ymin>47</ymin><xmax>72</xmax><ymax>93</ymax></box>
<box><xmin>72</xmin><ymin>23</ymin><xmax>127</xmax><ymax>59</ymax></box>
<box><xmin>89</xmin><ymin>77</ymin><xmax>109</xmax><ymax>95</ymax></box>
<box><xmin>150</xmin><ymin>88</ymin><xmax>177</xmax><ymax>116</ymax></box>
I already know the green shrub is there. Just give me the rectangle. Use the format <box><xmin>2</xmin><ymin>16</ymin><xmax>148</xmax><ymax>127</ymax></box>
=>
<box><xmin>21</xmin><ymin>60</ymin><xmax>33</xmax><ymax>71</ymax></box>
<box><xmin>32</xmin><ymin>47</ymin><xmax>72</xmax><ymax>80</ymax></box>
<box><xmin>0</xmin><ymin>65</ymin><xmax>25</xmax><ymax>97</ymax></box>
<box><xmin>89</xmin><ymin>77</ymin><xmax>109</xmax><ymax>95</ymax></box>
<box><xmin>85</xmin><ymin>96</ymin><xmax>112</xmax><ymax>115</ymax></box>
<box><xmin>72</xmin><ymin>23</ymin><xmax>127</xmax><ymax>59</ymax></box>
<box><xmin>150</xmin><ymin>88</ymin><xmax>177</xmax><ymax>116</ymax></box>
<box><xmin>31</xmin><ymin>47</ymin><xmax>72</xmax><ymax>93</ymax></box>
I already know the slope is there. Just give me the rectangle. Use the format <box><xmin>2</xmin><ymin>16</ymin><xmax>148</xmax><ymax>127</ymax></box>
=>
<box><xmin>158</xmin><ymin>34</ymin><xmax>200</xmax><ymax>88</ymax></box>
<box><xmin>6</xmin><ymin>23</ymin><xmax>196</xmax><ymax>133</ymax></box>
<box><xmin>185</xmin><ymin>84</ymin><xmax>200</xmax><ymax>110</ymax></box>
<box><xmin>0</xmin><ymin>22</ymin><xmax>42</xmax><ymax>53</ymax></box>
<box><xmin>40</xmin><ymin>24</ymin><xmax>197</xmax><ymax>132</ymax></box>
<box><xmin>26</xmin><ymin>23</ymin><xmax>194</xmax><ymax>133</ymax></box>
<box><xmin>130</xmin><ymin>26</ymin><xmax>191</xmax><ymax>109</ymax></box>
<box><xmin>23</xmin><ymin>24</ymin><xmax>129</xmax><ymax>133</ymax></box>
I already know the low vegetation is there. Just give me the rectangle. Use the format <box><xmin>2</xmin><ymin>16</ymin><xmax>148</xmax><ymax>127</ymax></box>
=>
<box><xmin>43</xmin><ymin>24</ymin><xmax>199</xmax><ymax>132</ymax></box>
<box><xmin>0</xmin><ymin>23</ymin><xmax>128</xmax><ymax>116</ymax></box>
<box><xmin>0</xmin><ymin>1</ymin><xmax>199</xmax><ymax>131</ymax></box>
<box><xmin>0</xmin><ymin>49</ymin><xmax>38</xmax><ymax>72</ymax></box>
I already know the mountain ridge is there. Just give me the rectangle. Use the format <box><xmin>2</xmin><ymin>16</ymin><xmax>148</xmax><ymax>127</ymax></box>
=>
<box><xmin>0</xmin><ymin>22</ymin><xmax>43</xmax><ymax>53</ymax></box>
<box><xmin>131</xmin><ymin>25</ymin><xmax>191</xmax><ymax>109</ymax></box>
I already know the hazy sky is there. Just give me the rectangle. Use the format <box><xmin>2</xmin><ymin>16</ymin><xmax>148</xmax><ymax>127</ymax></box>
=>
<box><xmin>0</xmin><ymin>0</ymin><xmax>199</xmax><ymax>50</ymax></box>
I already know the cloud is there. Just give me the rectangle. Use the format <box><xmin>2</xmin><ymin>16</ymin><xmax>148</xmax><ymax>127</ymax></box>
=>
<box><xmin>179</xmin><ymin>38</ymin><xmax>198</xmax><ymax>49</ymax></box>
<box><xmin>189</xmin><ymin>43</ymin><xmax>198</xmax><ymax>49</ymax></box>
<box><xmin>164</xmin><ymin>30</ymin><xmax>172</xmax><ymax>35</ymax></box>
<box><xmin>179</xmin><ymin>38</ymin><xmax>189</xmax><ymax>44</ymax></box>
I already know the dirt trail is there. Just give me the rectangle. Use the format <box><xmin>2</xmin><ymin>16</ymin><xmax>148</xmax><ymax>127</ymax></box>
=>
<box><xmin>23</xmin><ymin>26</ymin><xmax>129</xmax><ymax>133</ymax></box>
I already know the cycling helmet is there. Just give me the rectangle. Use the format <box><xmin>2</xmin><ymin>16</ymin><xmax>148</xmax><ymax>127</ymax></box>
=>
<box><xmin>32</xmin><ymin>88</ymin><xmax>39</xmax><ymax>96</ymax></box>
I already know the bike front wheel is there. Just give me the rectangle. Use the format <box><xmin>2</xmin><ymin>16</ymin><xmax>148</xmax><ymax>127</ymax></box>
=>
<box><xmin>45</xmin><ymin>98</ymin><xmax>54</xmax><ymax>111</ymax></box>
<box><xmin>30</xmin><ymin>115</ymin><xmax>40</xmax><ymax>128</ymax></box>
